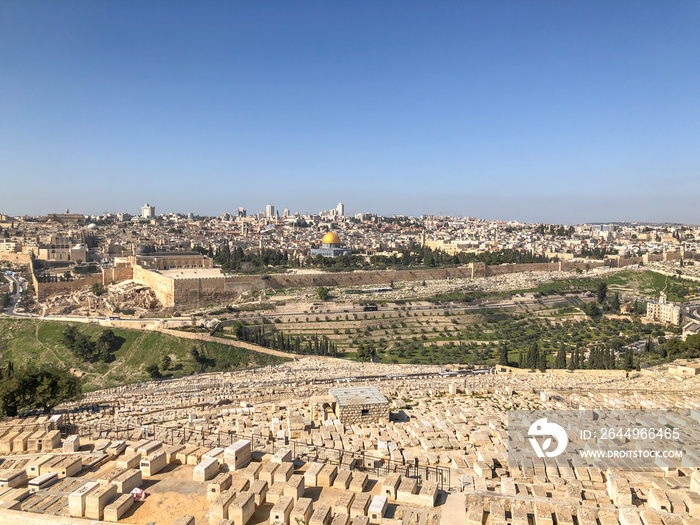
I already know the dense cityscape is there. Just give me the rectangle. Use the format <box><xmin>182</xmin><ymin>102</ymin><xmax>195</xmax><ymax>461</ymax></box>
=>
<box><xmin>1</xmin><ymin>201</ymin><xmax>700</xmax><ymax>524</ymax></box>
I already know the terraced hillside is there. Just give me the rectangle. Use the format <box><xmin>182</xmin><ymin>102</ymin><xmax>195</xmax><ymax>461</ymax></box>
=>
<box><xmin>219</xmin><ymin>299</ymin><xmax>669</xmax><ymax>366</ymax></box>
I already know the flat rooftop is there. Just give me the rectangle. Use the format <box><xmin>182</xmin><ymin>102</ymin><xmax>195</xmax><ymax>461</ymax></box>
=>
<box><xmin>158</xmin><ymin>268</ymin><xmax>226</xmax><ymax>279</ymax></box>
<box><xmin>329</xmin><ymin>386</ymin><xmax>388</xmax><ymax>406</ymax></box>
<box><xmin>137</xmin><ymin>251</ymin><xmax>203</xmax><ymax>257</ymax></box>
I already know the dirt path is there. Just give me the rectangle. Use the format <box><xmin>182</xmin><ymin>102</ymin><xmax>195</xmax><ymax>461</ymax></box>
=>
<box><xmin>158</xmin><ymin>328</ymin><xmax>300</xmax><ymax>358</ymax></box>
<box><xmin>34</xmin><ymin>323</ymin><xmax>63</xmax><ymax>363</ymax></box>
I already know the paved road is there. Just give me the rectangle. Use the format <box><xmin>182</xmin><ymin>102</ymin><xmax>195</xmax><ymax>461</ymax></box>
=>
<box><xmin>2</xmin><ymin>273</ymin><xmax>29</xmax><ymax>317</ymax></box>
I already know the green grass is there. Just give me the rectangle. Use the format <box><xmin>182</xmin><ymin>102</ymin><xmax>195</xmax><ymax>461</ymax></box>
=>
<box><xmin>604</xmin><ymin>270</ymin><xmax>700</xmax><ymax>302</ymax></box>
<box><xmin>0</xmin><ymin>319</ymin><xmax>288</xmax><ymax>391</ymax></box>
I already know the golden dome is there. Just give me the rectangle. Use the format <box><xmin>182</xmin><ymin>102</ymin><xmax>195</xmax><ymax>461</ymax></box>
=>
<box><xmin>322</xmin><ymin>231</ymin><xmax>341</xmax><ymax>245</ymax></box>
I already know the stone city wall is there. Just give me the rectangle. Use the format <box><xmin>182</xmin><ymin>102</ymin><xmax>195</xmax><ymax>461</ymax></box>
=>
<box><xmin>172</xmin><ymin>275</ymin><xmax>245</xmax><ymax>308</ymax></box>
<box><xmin>147</xmin><ymin>261</ymin><xmax>612</xmax><ymax>309</ymax></box>
<box><xmin>33</xmin><ymin>265</ymin><xmax>134</xmax><ymax>301</ymax></box>
<box><xmin>33</xmin><ymin>272</ymin><xmax>103</xmax><ymax>301</ymax></box>
<box><xmin>131</xmin><ymin>264</ymin><xmax>173</xmax><ymax>305</ymax></box>
<box><xmin>160</xmin><ymin>266</ymin><xmax>482</xmax><ymax>308</ymax></box>
<box><xmin>32</xmin><ymin>250</ymin><xmax>699</xmax><ymax>307</ymax></box>
<box><xmin>0</xmin><ymin>252</ymin><xmax>32</xmax><ymax>265</ymax></box>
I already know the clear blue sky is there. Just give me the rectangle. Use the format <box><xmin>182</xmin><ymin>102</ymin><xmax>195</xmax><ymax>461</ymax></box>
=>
<box><xmin>1</xmin><ymin>1</ymin><xmax>698</xmax><ymax>224</ymax></box>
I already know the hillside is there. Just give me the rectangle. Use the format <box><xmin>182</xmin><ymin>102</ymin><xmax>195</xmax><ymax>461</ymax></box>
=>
<box><xmin>0</xmin><ymin>319</ymin><xmax>288</xmax><ymax>391</ymax></box>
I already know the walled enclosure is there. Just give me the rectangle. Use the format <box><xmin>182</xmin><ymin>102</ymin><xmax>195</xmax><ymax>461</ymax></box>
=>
<box><xmin>29</xmin><ymin>250</ymin><xmax>698</xmax><ymax>308</ymax></box>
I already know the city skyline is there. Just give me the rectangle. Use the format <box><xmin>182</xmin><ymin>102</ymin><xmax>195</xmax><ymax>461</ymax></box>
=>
<box><xmin>1</xmin><ymin>2</ymin><xmax>698</xmax><ymax>223</ymax></box>
<box><xmin>4</xmin><ymin>200</ymin><xmax>699</xmax><ymax>228</ymax></box>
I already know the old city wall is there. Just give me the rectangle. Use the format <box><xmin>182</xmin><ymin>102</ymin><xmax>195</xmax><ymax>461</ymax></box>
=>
<box><xmin>32</xmin><ymin>250</ymin><xmax>700</xmax><ymax>307</ymax></box>
<box><xmin>165</xmin><ymin>261</ymin><xmax>614</xmax><ymax>309</ymax></box>
<box><xmin>484</xmin><ymin>262</ymin><xmax>561</xmax><ymax>276</ymax></box>
<box><xmin>132</xmin><ymin>264</ymin><xmax>174</xmax><ymax>306</ymax></box>
<box><xmin>615</xmin><ymin>256</ymin><xmax>643</xmax><ymax>268</ymax></box>
<box><xmin>164</xmin><ymin>266</ymin><xmax>480</xmax><ymax>309</ymax></box>
<box><xmin>102</xmin><ymin>265</ymin><xmax>134</xmax><ymax>285</ymax></box>
<box><xmin>33</xmin><ymin>272</ymin><xmax>103</xmax><ymax>301</ymax></box>
<box><xmin>562</xmin><ymin>261</ymin><xmax>608</xmax><ymax>272</ymax></box>
<box><xmin>263</xmin><ymin>267</ymin><xmax>477</xmax><ymax>289</ymax></box>
<box><xmin>171</xmin><ymin>275</ymin><xmax>272</xmax><ymax>308</ymax></box>
<box><xmin>33</xmin><ymin>264</ymin><xmax>135</xmax><ymax>301</ymax></box>
<box><xmin>0</xmin><ymin>252</ymin><xmax>32</xmax><ymax>266</ymax></box>
<box><xmin>484</xmin><ymin>261</ymin><xmax>613</xmax><ymax>277</ymax></box>
<box><xmin>173</xmin><ymin>276</ymin><xmax>227</xmax><ymax>308</ymax></box>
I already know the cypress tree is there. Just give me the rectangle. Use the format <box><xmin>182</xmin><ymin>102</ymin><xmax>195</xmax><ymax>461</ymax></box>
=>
<box><xmin>499</xmin><ymin>344</ymin><xmax>509</xmax><ymax>366</ymax></box>
<box><xmin>555</xmin><ymin>343</ymin><xmax>567</xmax><ymax>369</ymax></box>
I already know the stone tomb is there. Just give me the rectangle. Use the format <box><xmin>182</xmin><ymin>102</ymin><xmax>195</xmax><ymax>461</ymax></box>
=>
<box><xmin>271</xmin><ymin>448</ymin><xmax>293</xmax><ymax>464</ymax></box>
<box><xmin>274</xmin><ymin>462</ymin><xmax>294</xmax><ymax>484</ymax></box>
<box><xmin>27</xmin><ymin>455</ymin><xmax>54</xmax><ymax>478</ymax></box>
<box><xmin>331</xmin><ymin>515</ymin><xmax>350</xmax><ymax>525</ymax></box>
<box><xmin>260</xmin><ymin>462</ymin><xmax>279</xmax><ymax>484</ymax></box>
<box><xmin>368</xmin><ymin>496</ymin><xmax>388</xmax><ymax>525</ymax></box>
<box><xmin>208</xmin><ymin>472</ymin><xmax>233</xmax><ymax>501</ymax></box>
<box><xmin>194</xmin><ymin>457</ymin><xmax>220</xmax><ymax>482</ymax></box>
<box><xmin>117</xmin><ymin>451</ymin><xmax>141</xmax><ymax>470</ymax></box>
<box><xmin>48</xmin><ymin>456</ymin><xmax>82</xmax><ymax>478</ymax></box>
<box><xmin>210</xmin><ymin>489</ymin><xmax>238</xmax><ymax>524</ymax></box>
<box><xmin>328</xmin><ymin>386</ymin><xmax>390</xmax><ymax>425</ymax></box>
<box><xmin>240</xmin><ymin>461</ymin><xmax>263</xmax><ymax>484</ymax></box>
<box><xmin>250</xmin><ymin>479</ymin><xmax>268</xmax><ymax>505</ymax></box>
<box><xmin>318</xmin><ymin>464</ymin><xmax>337</xmax><ymax>487</ymax></box>
<box><xmin>103</xmin><ymin>493</ymin><xmax>134</xmax><ymax>522</ymax></box>
<box><xmin>230</xmin><ymin>491</ymin><xmax>256</xmax><ymax>525</ymax></box>
<box><xmin>381</xmin><ymin>473</ymin><xmax>401</xmax><ymax>500</ymax></box>
<box><xmin>28</xmin><ymin>472</ymin><xmax>58</xmax><ymax>493</ymax></box>
<box><xmin>140</xmin><ymin>450</ymin><xmax>167</xmax><ymax>477</ymax></box>
<box><xmin>85</xmin><ymin>482</ymin><xmax>117</xmax><ymax>520</ymax></box>
<box><xmin>304</xmin><ymin>462</ymin><xmax>324</xmax><ymax>487</ymax></box>
<box><xmin>418</xmin><ymin>480</ymin><xmax>439</xmax><ymax>507</ymax></box>
<box><xmin>63</xmin><ymin>434</ymin><xmax>80</xmax><ymax>453</ymax></box>
<box><xmin>333</xmin><ymin>469</ymin><xmax>352</xmax><ymax>490</ymax></box>
<box><xmin>396</xmin><ymin>477</ymin><xmax>418</xmax><ymax>502</ymax></box>
<box><xmin>349</xmin><ymin>472</ymin><xmax>368</xmax><ymax>493</ymax></box>
<box><xmin>350</xmin><ymin>493</ymin><xmax>372</xmax><ymax>519</ymax></box>
<box><xmin>68</xmin><ymin>481</ymin><xmax>100</xmax><ymax>517</ymax></box>
<box><xmin>0</xmin><ymin>469</ymin><xmax>28</xmax><ymax>488</ymax></box>
<box><xmin>291</xmin><ymin>497</ymin><xmax>314</xmax><ymax>525</ymax></box>
<box><xmin>309</xmin><ymin>504</ymin><xmax>332</xmax><ymax>525</ymax></box>
<box><xmin>333</xmin><ymin>492</ymin><xmax>355</xmax><ymax>516</ymax></box>
<box><xmin>225</xmin><ymin>440</ymin><xmax>252</xmax><ymax>470</ymax></box>
<box><xmin>106</xmin><ymin>440</ymin><xmax>127</xmax><ymax>456</ymax></box>
<box><xmin>284</xmin><ymin>474</ymin><xmax>305</xmax><ymax>501</ymax></box>
<box><xmin>270</xmin><ymin>495</ymin><xmax>295</xmax><ymax>525</ymax></box>
<box><xmin>113</xmin><ymin>469</ymin><xmax>142</xmax><ymax>494</ymax></box>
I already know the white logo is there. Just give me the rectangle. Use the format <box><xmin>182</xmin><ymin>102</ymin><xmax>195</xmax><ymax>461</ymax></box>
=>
<box><xmin>528</xmin><ymin>418</ymin><xmax>569</xmax><ymax>458</ymax></box>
